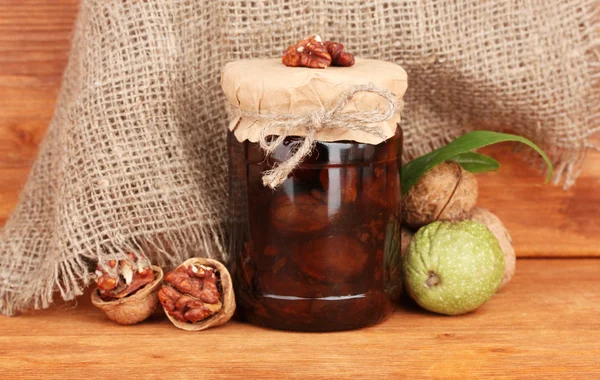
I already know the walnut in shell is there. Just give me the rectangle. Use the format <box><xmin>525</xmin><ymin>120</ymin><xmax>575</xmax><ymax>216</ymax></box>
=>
<box><xmin>158</xmin><ymin>258</ymin><xmax>235</xmax><ymax>331</ymax></box>
<box><xmin>91</xmin><ymin>263</ymin><xmax>163</xmax><ymax>325</ymax></box>
<box><xmin>402</xmin><ymin>161</ymin><xmax>478</xmax><ymax>228</ymax></box>
<box><xmin>470</xmin><ymin>207</ymin><xmax>516</xmax><ymax>289</ymax></box>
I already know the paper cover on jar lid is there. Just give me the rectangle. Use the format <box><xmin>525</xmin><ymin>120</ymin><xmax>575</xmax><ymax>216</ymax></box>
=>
<box><xmin>221</xmin><ymin>58</ymin><xmax>407</xmax><ymax>144</ymax></box>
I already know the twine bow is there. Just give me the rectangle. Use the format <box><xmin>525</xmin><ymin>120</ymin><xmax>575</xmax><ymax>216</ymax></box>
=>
<box><xmin>232</xmin><ymin>84</ymin><xmax>402</xmax><ymax>188</ymax></box>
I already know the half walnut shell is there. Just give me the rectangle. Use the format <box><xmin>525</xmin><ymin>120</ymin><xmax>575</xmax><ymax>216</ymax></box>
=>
<box><xmin>91</xmin><ymin>265</ymin><xmax>163</xmax><ymax>325</ymax></box>
<box><xmin>159</xmin><ymin>258</ymin><xmax>236</xmax><ymax>331</ymax></box>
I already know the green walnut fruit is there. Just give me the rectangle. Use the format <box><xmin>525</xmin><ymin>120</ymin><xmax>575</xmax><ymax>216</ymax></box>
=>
<box><xmin>402</xmin><ymin>220</ymin><xmax>504</xmax><ymax>315</ymax></box>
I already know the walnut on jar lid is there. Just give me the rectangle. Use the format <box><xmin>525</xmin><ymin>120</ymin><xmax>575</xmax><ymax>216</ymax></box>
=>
<box><xmin>281</xmin><ymin>35</ymin><xmax>355</xmax><ymax>68</ymax></box>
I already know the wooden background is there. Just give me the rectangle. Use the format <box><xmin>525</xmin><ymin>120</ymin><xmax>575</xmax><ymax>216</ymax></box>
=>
<box><xmin>1</xmin><ymin>0</ymin><xmax>599</xmax><ymax>257</ymax></box>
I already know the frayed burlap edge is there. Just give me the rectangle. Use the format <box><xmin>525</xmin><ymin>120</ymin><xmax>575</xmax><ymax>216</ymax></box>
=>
<box><xmin>0</xmin><ymin>222</ymin><xmax>226</xmax><ymax>316</ymax></box>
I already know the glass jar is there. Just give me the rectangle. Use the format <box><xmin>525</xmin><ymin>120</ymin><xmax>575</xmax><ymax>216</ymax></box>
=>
<box><xmin>228</xmin><ymin>128</ymin><xmax>402</xmax><ymax>332</ymax></box>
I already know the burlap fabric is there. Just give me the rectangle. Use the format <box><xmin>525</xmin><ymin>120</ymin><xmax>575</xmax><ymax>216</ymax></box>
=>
<box><xmin>0</xmin><ymin>0</ymin><xmax>598</xmax><ymax>316</ymax></box>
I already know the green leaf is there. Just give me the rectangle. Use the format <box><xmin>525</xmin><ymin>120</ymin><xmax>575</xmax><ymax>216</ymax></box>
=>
<box><xmin>401</xmin><ymin>131</ymin><xmax>553</xmax><ymax>196</ymax></box>
<box><xmin>450</xmin><ymin>152</ymin><xmax>500</xmax><ymax>173</ymax></box>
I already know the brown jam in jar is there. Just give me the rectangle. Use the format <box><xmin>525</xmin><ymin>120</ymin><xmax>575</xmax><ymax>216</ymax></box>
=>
<box><xmin>228</xmin><ymin>128</ymin><xmax>402</xmax><ymax>331</ymax></box>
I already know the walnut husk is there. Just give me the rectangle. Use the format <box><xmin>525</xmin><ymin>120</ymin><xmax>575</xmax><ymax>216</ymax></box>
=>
<box><xmin>91</xmin><ymin>265</ymin><xmax>163</xmax><ymax>325</ymax></box>
<box><xmin>470</xmin><ymin>207</ymin><xmax>516</xmax><ymax>289</ymax></box>
<box><xmin>402</xmin><ymin>161</ymin><xmax>478</xmax><ymax>228</ymax></box>
<box><xmin>162</xmin><ymin>258</ymin><xmax>236</xmax><ymax>331</ymax></box>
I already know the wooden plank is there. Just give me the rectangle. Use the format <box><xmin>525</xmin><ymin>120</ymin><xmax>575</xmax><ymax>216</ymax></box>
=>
<box><xmin>477</xmin><ymin>142</ymin><xmax>600</xmax><ymax>257</ymax></box>
<box><xmin>0</xmin><ymin>0</ymin><xmax>78</xmax><ymax>225</ymax></box>
<box><xmin>0</xmin><ymin>0</ymin><xmax>599</xmax><ymax>256</ymax></box>
<box><xmin>0</xmin><ymin>259</ymin><xmax>598</xmax><ymax>378</ymax></box>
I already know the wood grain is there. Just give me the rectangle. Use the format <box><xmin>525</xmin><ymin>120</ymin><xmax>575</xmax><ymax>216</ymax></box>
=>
<box><xmin>0</xmin><ymin>0</ymin><xmax>78</xmax><ymax>223</ymax></box>
<box><xmin>0</xmin><ymin>0</ymin><xmax>599</xmax><ymax>256</ymax></box>
<box><xmin>477</xmin><ymin>143</ymin><xmax>600</xmax><ymax>257</ymax></box>
<box><xmin>0</xmin><ymin>259</ymin><xmax>598</xmax><ymax>379</ymax></box>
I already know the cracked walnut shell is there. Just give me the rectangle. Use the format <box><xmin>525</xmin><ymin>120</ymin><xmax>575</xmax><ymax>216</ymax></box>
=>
<box><xmin>159</xmin><ymin>258</ymin><xmax>235</xmax><ymax>331</ymax></box>
<box><xmin>91</xmin><ymin>265</ymin><xmax>164</xmax><ymax>325</ymax></box>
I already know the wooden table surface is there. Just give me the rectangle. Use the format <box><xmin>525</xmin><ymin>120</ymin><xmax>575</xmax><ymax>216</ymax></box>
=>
<box><xmin>0</xmin><ymin>258</ymin><xmax>598</xmax><ymax>379</ymax></box>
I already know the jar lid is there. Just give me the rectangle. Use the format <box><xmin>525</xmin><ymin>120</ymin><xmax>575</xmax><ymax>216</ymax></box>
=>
<box><xmin>221</xmin><ymin>58</ymin><xmax>407</xmax><ymax>144</ymax></box>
